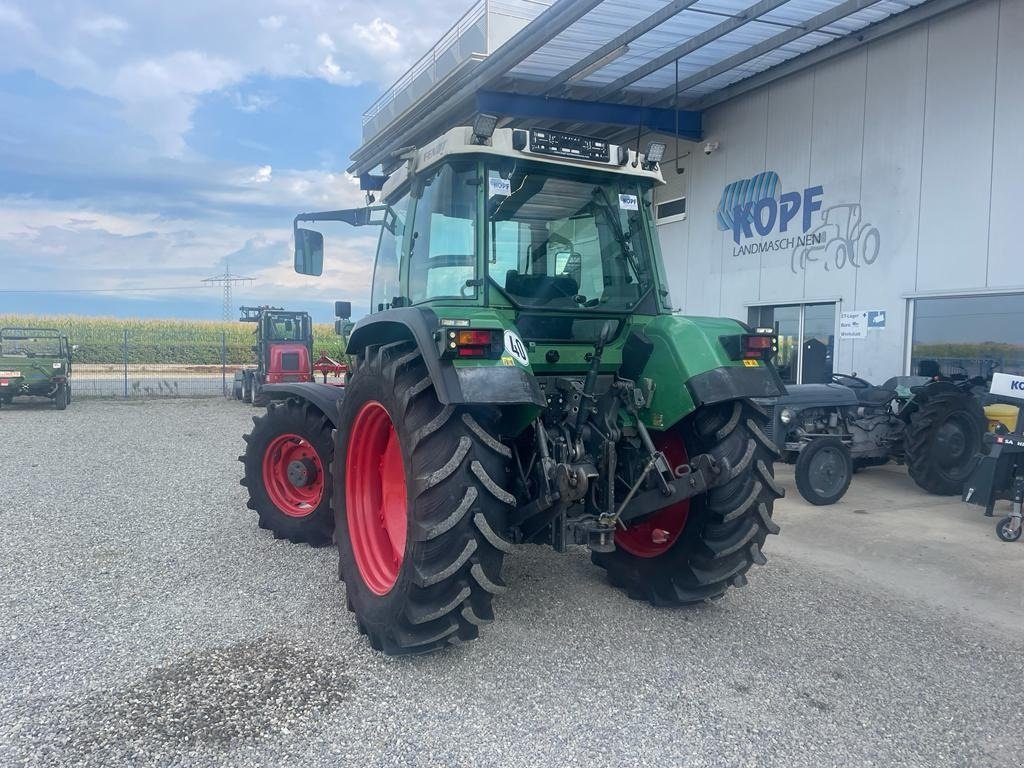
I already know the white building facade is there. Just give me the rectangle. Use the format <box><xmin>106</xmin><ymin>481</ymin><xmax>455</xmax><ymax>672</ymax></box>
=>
<box><xmin>651</xmin><ymin>0</ymin><xmax>1023</xmax><ymax>385</ymax></box>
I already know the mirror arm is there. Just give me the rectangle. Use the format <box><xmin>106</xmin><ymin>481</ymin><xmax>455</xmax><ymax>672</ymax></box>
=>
<box><xmin>294</xmin><ymin>208</ymin><xmax>377</xmax><ymax>228</ymax></box>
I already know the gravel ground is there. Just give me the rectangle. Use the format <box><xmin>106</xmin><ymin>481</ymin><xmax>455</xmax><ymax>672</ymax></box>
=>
<box><xmin>1</xmin><ymin>398</ymin><xmax>1022</xmax><ymax>768</ymax></box>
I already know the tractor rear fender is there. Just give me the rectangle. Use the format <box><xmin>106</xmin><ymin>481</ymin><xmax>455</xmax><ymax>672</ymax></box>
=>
<box><xmin>346</xmin><ymin>308</ymin><xmax>546</xmax><ymax>411</ymax></box>
<box><xmin>899</xmin><ymin>379</ymin><xmax>962</xmax><ymax>422</ymax></box>
<box><xmin>638</xmin><ymin>314</ymin><xmax>786</xmax><ymax>430</ymax></box>
<box><xmin>262</xmin><ymin>382</ymin><xmax>345</xmax><ymax>428</ymax></box>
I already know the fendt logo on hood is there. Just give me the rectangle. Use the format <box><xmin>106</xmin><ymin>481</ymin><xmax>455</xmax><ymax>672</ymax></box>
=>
<box><xmin>716</xmin><ymin>171</ymin><xmax>823</xmax><ymax>245</ymax></box>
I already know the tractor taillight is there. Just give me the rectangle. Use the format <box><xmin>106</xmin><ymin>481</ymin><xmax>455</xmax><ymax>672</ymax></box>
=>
<box><xmin>743</xmin><ymin>335</ymin><xmax>774</xmax><ymax>356</ymax></box>
<box><xmin>456</xmin><ymin>330</ymin><xmax>494</xmax><ymax>346</ymax></box>
<box><xmin>720</xmin><ymin>330</ymin><xmax>778</xmax><ymax>362</ymax></box>
<box><xmin>440</xmin><ymin>328</ymin><xmax>501</xmax><ymax>360</ymax></box>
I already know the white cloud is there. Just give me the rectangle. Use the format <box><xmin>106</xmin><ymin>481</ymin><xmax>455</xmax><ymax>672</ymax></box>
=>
<box><xmin>78</xmin><ymin>15</ymin><xmax>129</xmax><ymax>37</ymax></box>
<box><xmin>352</xmin><ymin>18</ymin><xmax>400</xmax><ymax>56</ymax></box>
<box><xmin>0</xmin><ymin>2</ymin><xmax>32</xmax><ymax>31</ymax></box>
<box><xmin>0</xmin><ymin>0</ymin><xmax>480</xmax><ymax>155</ymax></box>
<box><xmin>258</xmin><ymin>15</ymin><xmax>285</xmax><ymax>31</ymax></box>
<box><xmin>318</xmin><ymin>54</ymin><xmax>355</xmax><ymax>85</ymax></box>
<box><xmin>249</xmin><ymin>165</ymin><xmax>273</xmax><ymax>183</ymax></box>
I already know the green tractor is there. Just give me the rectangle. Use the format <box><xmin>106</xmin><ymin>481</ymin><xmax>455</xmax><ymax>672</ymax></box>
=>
<box><xmin>0</xmin><ymin>327</ymin><xmax>74</xmax><ymax>410</ymax></box>
<box><xmin>240</xmin><ymin>126</ymin><xmax>785</xmax><ymax>654</ymax></box>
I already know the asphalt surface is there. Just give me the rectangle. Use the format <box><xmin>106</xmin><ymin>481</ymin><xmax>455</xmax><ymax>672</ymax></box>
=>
<box><xmin>1</xmin><ymin>398</ymin><xmax>1022</xmax><ymax>768</ymax></box>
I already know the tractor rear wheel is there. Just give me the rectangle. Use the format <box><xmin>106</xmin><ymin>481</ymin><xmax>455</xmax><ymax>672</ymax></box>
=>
<box><xmin>592</xmin><ymin>399</ymin><xmax>782</xmax><ymax>605</ymax></box>
<box><xmin>240</xmin><ymin>398</ymin><xmax>334</xmax><ymax>545</ymax></box>
<box><xmin>905</xmin><ymin>392</ymin><xmax>987</xmax><ymax>495</ymax></box>
<box><xmin>334</xmin><ymin>341</ymin><xmax>514</xmax><ymax>655</ymax></box>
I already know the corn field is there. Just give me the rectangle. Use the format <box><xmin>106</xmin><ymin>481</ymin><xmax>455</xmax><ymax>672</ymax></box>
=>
<box><xmin>0</xmin><ymin>314</ymin><xmax>346</xmax><ymax>365</ymax></box>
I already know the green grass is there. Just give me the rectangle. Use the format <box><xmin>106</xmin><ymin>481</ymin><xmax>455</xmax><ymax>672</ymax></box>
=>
<box><xmin>0</xmin><ymin>314</ymin><xmax>346</xmax><ymax>365</ymax></box>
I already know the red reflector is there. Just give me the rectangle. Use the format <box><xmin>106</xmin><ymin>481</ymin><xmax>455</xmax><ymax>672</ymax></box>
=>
<box><xmin>457</xmin><ymin>330</ymin><xmax>494</xmax><ymax>345</ymax></box>
<box><xmin>0</xmin><ymin>380</ymin><xmax>8</xmax><ymax>386</ymax></box>
<box><xmin>457</xmin><ymin>347</ymin><xmax>487</xmax><ymax>358</ymax></box>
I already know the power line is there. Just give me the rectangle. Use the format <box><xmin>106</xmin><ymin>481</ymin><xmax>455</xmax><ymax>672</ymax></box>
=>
<box><xmin>0</xmin><ymin>285</ymin><xmax>211</xmax><ymax>294</ymax></box>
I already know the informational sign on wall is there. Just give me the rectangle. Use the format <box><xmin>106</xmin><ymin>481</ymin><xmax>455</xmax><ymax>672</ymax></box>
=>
<box><xmin>840</xmin><ymin>310</ymin><xmax>886</xmax><ymax>339</ymax></box>
<box><xmin>840</xmin><ymin>311</ymin><xmax>868</xmax><ymax>339</ymax></box>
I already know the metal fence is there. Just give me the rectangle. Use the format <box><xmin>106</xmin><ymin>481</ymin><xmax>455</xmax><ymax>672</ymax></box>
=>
<box><xmin>70</xmin><ymin>329</ymin><xmax>243</xmax><ymax>399</ymax></box>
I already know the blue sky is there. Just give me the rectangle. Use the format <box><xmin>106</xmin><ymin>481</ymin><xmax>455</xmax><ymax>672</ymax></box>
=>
<box><xmin>0</xmin><ymin>0</ymin><xmax>470</xmax><ymax>321</ymax></box>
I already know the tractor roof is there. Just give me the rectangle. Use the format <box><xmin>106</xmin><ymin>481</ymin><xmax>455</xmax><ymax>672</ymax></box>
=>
<box><xmin>380</xmin><ymin>125</ymin><xmax>663</xmax><ymax>201</ymax></box>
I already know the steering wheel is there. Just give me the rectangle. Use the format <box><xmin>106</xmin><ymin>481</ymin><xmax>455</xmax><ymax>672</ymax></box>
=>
<box><xmin>831</xmin><ymin>373</ymin><xmax>872</xmax><ymax>389</ymax></box>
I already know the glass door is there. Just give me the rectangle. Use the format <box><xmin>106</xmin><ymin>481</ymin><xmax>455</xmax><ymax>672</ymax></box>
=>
<box><xmin>748</xmin><ymin>303</ymin><xmax>836</xmax><ymax>384</ymax></box>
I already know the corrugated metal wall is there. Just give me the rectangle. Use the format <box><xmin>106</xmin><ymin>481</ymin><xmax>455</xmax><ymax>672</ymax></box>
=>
<box><xmin>653</xmin><ymin>0</ymin><xmax>1024</xmax><ymax>381</ymax></box>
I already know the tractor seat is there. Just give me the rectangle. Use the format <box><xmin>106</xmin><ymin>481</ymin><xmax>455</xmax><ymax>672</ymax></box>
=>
<box><xmin>854</xmin><ymin>386</ymin><xmax>896</xmax><ymax>407</ymax></box>
<box><xmin>504</xmin><ymin>270</ymin><xmax>579</xmax><ymax>304</ymax></box>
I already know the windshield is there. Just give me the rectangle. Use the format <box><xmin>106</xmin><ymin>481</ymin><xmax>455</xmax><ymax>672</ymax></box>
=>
<box><xmin>264</xmin><ymin>314</ymin><xmax>308</xmax><ymax>341</ymax></box>
<box><xmin>0</xmin><ymin>332</ymin><xmax>62</xmax><ymax>357</ymax></box>
<box><xmin>486</xmin><ymin>163</ymin><xmax>656</xmax><ymax>312</ymax></box>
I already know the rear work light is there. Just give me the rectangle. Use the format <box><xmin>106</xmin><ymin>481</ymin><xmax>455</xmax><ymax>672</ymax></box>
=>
<box><xmin>439</xmin><ymin>328</ymin><xmax>502</xmax><ymax>360</ymax></box>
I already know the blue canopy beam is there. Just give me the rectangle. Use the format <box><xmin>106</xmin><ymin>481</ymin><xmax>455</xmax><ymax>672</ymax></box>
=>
<box><xmin>475</xmin><ymin>91</ymin><xmax>702</xmax><ymax>141</ymax></box>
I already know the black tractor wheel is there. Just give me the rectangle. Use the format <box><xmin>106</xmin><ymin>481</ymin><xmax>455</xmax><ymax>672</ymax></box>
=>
<box><xmin>334</xmin><ymin>341</ymin><xmax>514</xmax><ymax>655</ymax></box>
<box><xmin>905</xmin><ymin>392</ymin><xmax>987</xmax><ymax>495</ymax></box>
<box><xmin>592</xmin><ymin>399</ymin><xmax>783</xmax><ymax>605</ymax></box>
<box><xmin>996</xmin><ymin>516</ymin><xmax>1022</xmax><ymax>543</ymax></box>
<box><xmin>794</xmin><ymin>437</ymin><xmax>853</xmax><ymax>506</ymax></box>
<box><xmin>240</xmin><ymin>398</ymin><xmax>334</xmax><ymax>546</ymax></box>
<box><xmin>232</xmin><ymin>375</ymin><xmax>243</xmax><ymax>401</ymax></box>
<box><xmin>55</xmin><ymin>383</ymin><xmax>69</xmax><ymax>410</ymax></box>
<box><xmin>241</xmin><ymin>374</ymin><xmax>252</xmax><ymax>404</ymax></box>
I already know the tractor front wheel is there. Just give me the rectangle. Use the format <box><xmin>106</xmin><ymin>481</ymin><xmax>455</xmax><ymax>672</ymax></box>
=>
<box><xmin>55</xmin><ymin>383</ymin><xmax>69</xmax><ymax>410</ymax></box>
<box><xmin>240</xmin><ymin>398</ymin><xmax>334</xmax><ymax>545</ymax></box>
<box><xmin>905</xmin><ymin>392</ymin><xmax>986</xmax><ymax>495</ymax></box>
<box><xmin>592</xmin><ymin>399</ymin><xmax>782</xmax><ymax>605</ymax></box>
<box><xmin>334</xmin><ymin>341</ymin><xmax>514</xmax><ymax>655</ymax></box>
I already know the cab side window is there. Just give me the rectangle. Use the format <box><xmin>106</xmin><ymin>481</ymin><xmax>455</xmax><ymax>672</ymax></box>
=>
<box><xmin>370</xmin><ymin>193</ymin><xmax>410</xmax><ymax>313</ymax></box>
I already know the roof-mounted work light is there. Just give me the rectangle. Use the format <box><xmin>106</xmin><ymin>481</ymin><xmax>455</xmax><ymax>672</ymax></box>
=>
<box><xmin>472</xmin><ymin>113</ymin><xmax>499</xmax><ymax>144</ymax></box>
<box><xmin>643</xmin><ymin>141</ymin><xmax>666</xmax><ymax>170</ymax></box>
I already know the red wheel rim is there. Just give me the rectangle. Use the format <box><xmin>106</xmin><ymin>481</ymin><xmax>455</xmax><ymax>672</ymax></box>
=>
<box><xmin>346</xmin><ymin>401</ymin><xmax>408</xmax><ymax>595</ymax></box>
<box><xmin>615</xmin><ymin>429</ymin><xmax>691</xmax><ymax>558</ymax></box>
<box><xmin>262</xmin><ymin>433</ymin><xmax>325</xmax><ymax>518</ymax></box>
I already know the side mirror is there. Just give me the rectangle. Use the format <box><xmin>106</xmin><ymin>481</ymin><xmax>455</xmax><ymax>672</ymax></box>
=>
<box><xmin>294</xmin><ymin>228</ymin><xmax>324</xmax><ymax>276</ymax></box>
<box><xmin>334</xmin><ymin>300</ymin><xmax>352</xmax><ymax>319</ymax></box>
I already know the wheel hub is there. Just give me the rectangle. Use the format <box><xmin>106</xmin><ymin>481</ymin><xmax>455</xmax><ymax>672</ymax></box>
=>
<box><xmin>287</xmin><ymin>458</ymin><xmax>318</xmax><ymax>488</ymax></box>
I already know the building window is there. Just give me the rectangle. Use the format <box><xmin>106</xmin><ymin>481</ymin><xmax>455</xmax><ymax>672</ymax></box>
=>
<box><xmin>655</xmin><ymin>196</ymin><xmax>686</xmax><ymax>224</ymax></box>
<box><xmin>910</xmin><ymin>293</ymin><xmax>1024</xmax><ymax>378</ymax></box>
<box><xmin>748</xmin><ymin>303</ymin><xmax>836</xmax><ymax>385</ymax></box>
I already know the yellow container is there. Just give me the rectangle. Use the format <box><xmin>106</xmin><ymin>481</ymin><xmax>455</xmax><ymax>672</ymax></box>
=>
<box><xmin>985</xmin><ymin>403</ymin><xmax>1020</xmax><ymax>433</ymax></box>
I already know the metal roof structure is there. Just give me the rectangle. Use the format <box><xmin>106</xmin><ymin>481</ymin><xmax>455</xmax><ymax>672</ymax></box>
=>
<box><xmin>350</xmin><ymin>0</ymin><xmax>971</xmax><ymax>176</ymax></box>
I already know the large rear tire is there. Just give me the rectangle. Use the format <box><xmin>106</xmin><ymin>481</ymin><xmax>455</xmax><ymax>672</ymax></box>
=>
<box><xmin>592</xmin><ymin>399</ymin><xmax>782</xmax><ymax>605</ymax></box>
<box><xmin>905</xmin><ymin>392</ymin><xmax>986</xmax><ymax>496</ymax></box>
<box><xmin>334</xmin><ymin>341</ymin><xmax>514</xmax><ymax>655</ymax></box>
<box><xmin>240</xmin><ymin>398</ymin><xmax>334</xmax><ymax>546</ymax></box>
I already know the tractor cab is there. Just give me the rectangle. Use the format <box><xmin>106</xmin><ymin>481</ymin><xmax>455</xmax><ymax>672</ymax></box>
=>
<box><xmin>240</xmin><ymin>305</ymin><xmax>313</xmax><ymax>385</ymax></box>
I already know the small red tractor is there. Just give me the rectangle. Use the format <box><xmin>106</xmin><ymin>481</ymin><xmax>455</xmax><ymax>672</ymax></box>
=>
<box><xmin>233</xmin><ymin>305</ymin><xmax>348</xmax><ymax>405</ymax></box>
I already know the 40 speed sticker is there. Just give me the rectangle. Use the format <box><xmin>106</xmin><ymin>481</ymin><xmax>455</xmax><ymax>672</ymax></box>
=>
<box><xmin>503</xmin><ymin>330</ymin><xmax>529</xmax><ymax>366</ymax></box>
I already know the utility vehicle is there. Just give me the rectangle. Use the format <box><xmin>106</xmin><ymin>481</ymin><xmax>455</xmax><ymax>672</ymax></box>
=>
<box><xmin>240</xmin><ymin>124</ymin><xmax>786</xmax><ymax>654</ymax></box>
<box><xmin>0</xmin><ymin>327</ymin><xmax>74</xmax><ymax>409</ymax></box>
<box><xmin>233</xmin><ymin>306</ymin><xmax>316</xmax><ymax>404</ymax></box>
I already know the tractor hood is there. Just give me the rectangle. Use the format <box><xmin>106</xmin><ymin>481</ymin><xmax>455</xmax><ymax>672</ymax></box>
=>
<box><xmin>774</xmin><ymin>383</ymin><xmax>858</xmax><ymax>407</ymax></box>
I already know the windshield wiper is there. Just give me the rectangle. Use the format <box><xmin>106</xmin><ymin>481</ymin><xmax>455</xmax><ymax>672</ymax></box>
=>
<box><xmin>591</xmin><ymin>188</ymin><xmax>650</xmax><ymax>286</ymax></box>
